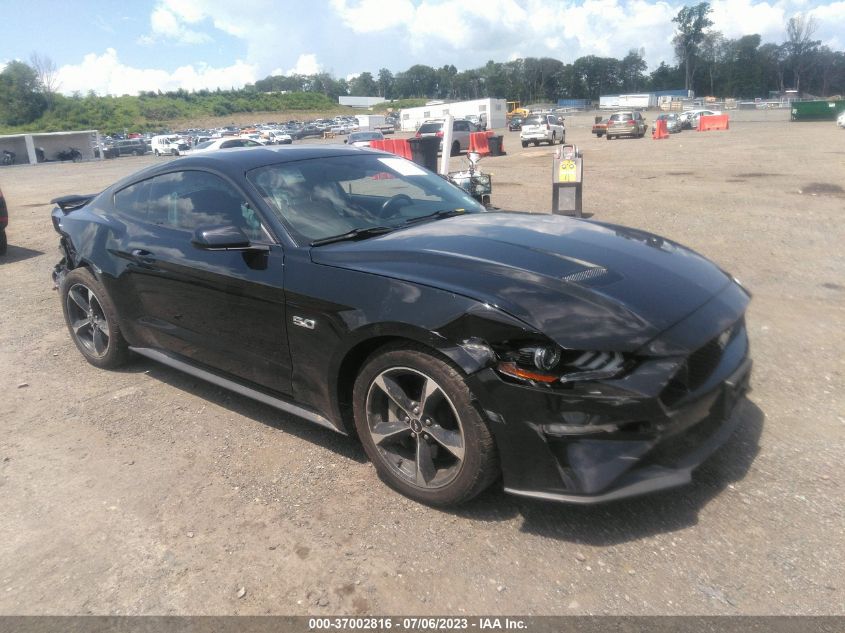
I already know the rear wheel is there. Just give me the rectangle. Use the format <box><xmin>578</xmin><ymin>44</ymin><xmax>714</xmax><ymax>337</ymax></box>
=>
<box><xmin>606</xmin><ymin>133</ymin><xmax>612</xmax><ymax>140</ymax></box>
<box><xmin>61</xmin><ymin>268</ymin><xmax>129</xmax><ymax>369</ymax></box>
<box><xmin>450</xmin><ymin>141</ymin><xmax>460</xmax><ymax>156</ymax></box>
<box><xmin>521</xmin><ymin>141</ymin><xmax>527</xmax><ymax>148</ymax></box>
<box><xmin>353</xmin><ymin>345</ymin><xmax>498</xmax><ymax>506</ymax></box>
<box><xmin>0</xmin><ymin>228</ymin><xmax>6</xmax><ymax>256</ymax></box>
<box><xmin>550</xmin><ymin>133</ymin><xmax>556</xmax><ymax>145</ymax></box>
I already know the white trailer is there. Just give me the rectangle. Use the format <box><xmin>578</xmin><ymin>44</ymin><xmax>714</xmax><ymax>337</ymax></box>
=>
<box><xmin>618</xmin><ymin>94</ymin><xmax>657</xmax><ymax>109</ymax></box>
<box><xmin>355</xmin><ymin>115</ymin><xmax>394</xmax><ymax>133</ymax></box>
<box><xmin>399</xmin><ymin>98</ymin><xmax>507</xmax><ymax>132</ymax></box>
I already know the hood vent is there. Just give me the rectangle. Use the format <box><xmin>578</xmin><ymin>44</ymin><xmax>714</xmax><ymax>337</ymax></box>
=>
<box><xmin>562</xmin><ymin>266</ymin><xmax>607</xmax><ymax>284</ymax></box>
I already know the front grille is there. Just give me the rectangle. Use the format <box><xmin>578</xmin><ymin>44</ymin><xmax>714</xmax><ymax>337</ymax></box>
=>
<box><xmin>660</xmin><ymin>319</ymin><xmax>743</xmax><ymax>408</ymax></box>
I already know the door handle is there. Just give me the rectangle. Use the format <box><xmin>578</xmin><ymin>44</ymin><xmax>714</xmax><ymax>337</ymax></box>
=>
<box><xmin>130</xmin><ymin>249</ymin><xmax>155</xmax><ymax>264</ymax></box>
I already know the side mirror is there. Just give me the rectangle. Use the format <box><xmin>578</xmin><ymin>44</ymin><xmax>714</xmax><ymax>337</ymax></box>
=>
<box><xmin>191</xmin><ymin>225</ymin><xmax>252</xmax><ymax>250</ymax></box>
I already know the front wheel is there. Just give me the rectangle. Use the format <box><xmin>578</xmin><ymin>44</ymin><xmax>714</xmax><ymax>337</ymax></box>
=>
<box><xmin>550</xmin><ymin>133</ymin><xmax>556</xmax><ymax>146</ymax></box>
<box><xmin>521</xmin><ymin>141</ymin><xmax>527</xmax><ymax>148</ymax></box>
<box><xmin>450</xmin><ymin>141</ymin><xmax>460</xmax><ymax>156</ymax></box>
<box><xmin>353</xmin><ymin>345</ymin><xmax>498</xmax><ymax>506</ymax></box>
<box><xmin>0</xmin><ymin>228</ymin><xmax>7</xmax><ymax>256</ymax></box>
<box><xmin>61</xmin><ymin>268</ymin><xmax>130</xmax><ymax>369</ymax></box>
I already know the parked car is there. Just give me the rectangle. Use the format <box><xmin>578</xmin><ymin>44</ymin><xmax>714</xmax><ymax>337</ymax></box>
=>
<box><xmin>507</xmin><ymin>116</ymin><xmax>523</xmax><ymax>131</ymax></box>
<box><xmin>187</xmin><ymin>138</ymin><xmax>263</xmax><ymax>154</ymax></box>
<box><xmin>605</xmin><ymin>111</ymin><xmax>648</xmax><ymax>140</ymax></box>
<box><xmin>655</xmin><ymin>113</ymin><xmax>683</xmax><ymax>133</ymax></box>
<box><xmin>291</xmin><ymin>125</ymin><xmax>324</xmax><ymax>140</ymax></box>
<box><xmin>151</xmin><ymin>135</ymin><xmax>191</xmax><ymax>156</ymax></box>
<box><xmin>0</xmin><ymin>184</ymin><xmax>7</xmax><ymax>255</ymax></box>
<box><xmin>688</xmin><ymin>110</ymin><xmax>723</xmax><ymax>130</ymax></box>
<box><xmin>520</xmin><ymin>113</ymin><xmax>565</xmax><ymax>147</ymax></box>
<box><xmin>414</xmin><ymin>119</ymin><xmax>474</xmax><ymax>156</ymax></box>
<box><xmin>263</xmin><ymin>131</ymin><xmax>293</xmax><ymax>145</ymax></box>
<box><xmin>679</xmin><ymin>109</ymin><xmax>721</xmax><ymax>130</ymax></box>
<box><xmin>345</xmin><ymin>131</ymin><xmax>385</xmax><ymax>147</ymax></box>
<box><xmin>591</xmin><ymin>118</ymin><xmax>608</xmax><ymax>137</ymax></box>
<box><xmin>112</xmin><ymin>139</ymin><xmax>150</xmax><ymax>156</ymax></box>
<box><xmin>49</xmin><ymin>146</ymin><xmax>752</xmax><ymax>507</ymax></box>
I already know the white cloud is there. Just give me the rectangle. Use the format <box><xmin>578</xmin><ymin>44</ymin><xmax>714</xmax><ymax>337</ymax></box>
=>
<box><xmin>56</xmin><ymin>48</ymin><xmax>257</xmax><ymax>96</ymax></box>
<box><xmin>287</xmin><ymin>54</ymin><xmax>322</xmax><ymax>75</ymax></box>
<box><xmin>141</xmin><ymin>5</ymin><xmax>211</xmax><ymax>44</ymax></box>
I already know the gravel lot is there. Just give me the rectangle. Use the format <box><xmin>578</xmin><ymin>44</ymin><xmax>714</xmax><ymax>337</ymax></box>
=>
<box><xmin>0</xmin><ymin>109</ymin><xmax>843</xmax><ymax>615</ymax></box>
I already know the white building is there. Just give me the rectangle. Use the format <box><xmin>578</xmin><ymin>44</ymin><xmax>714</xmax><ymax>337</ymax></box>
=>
<box><xmin>0</xmin><ymin>130</ymin><xmax>101</xmax><ymax>164</ymax></box>
<box><xmin>399</xmin><ymin>98</ymin><xmax>507</xmax><ymax>131</ymax></box>
<box><xmin>339</xmin><ymin>96</ymin><xmax>385</xmax><ymax>108</ymax></box>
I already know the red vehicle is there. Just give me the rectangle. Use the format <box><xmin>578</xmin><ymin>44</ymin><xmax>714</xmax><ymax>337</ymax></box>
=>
<box><xmin>0</xmin><ymin>184</ymin><xmax>8</xmax><ymax>255</ymax></box>
<box><xmin>592</xmin><ymin>118</ymin><xmax>608</xmax><ymax>137</ymax></box>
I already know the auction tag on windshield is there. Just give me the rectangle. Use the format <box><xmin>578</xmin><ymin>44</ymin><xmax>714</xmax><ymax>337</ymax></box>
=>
<box><xmin>378</xmin><ymin>157</ymin><xmax>427</xmax><ymax>176</ymax></box>
<box><xmin>558</xmin><ymin>159</ymin><xmax>577</xmax><ymax>182</ymax></box>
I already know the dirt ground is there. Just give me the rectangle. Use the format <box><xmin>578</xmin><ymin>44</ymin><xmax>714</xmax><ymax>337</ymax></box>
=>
<box><xmin>0</xmin><ymin>109</ymin><xmax>843</xmax><ymax>616</ymax></box>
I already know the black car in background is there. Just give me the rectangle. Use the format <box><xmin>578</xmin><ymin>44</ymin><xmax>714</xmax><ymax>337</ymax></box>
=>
<box><xmin>507</xmin><ymin>116</ymin><xmax>523</xmax><ymax>131</ymax></box>
<box><xmin>111</xmin><ymin>139</ymin><xmax>150</xmax><ymax>156</ymax></box>
<box><xmin>50</xmin><ymin>145</ymin><xmax>752</xmax><ymax>506</ymax></box>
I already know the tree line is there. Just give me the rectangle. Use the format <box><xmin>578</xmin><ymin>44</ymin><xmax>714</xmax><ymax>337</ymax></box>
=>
<box><xmin>1</xmin><ymin>3</ymin><xmax>843</xmax><ymax>133</ymax></box>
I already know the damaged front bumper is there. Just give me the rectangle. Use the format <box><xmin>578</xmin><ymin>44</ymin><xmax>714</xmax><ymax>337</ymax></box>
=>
<box><xmin>468</xmin><ymin>319</ymin><xmax>753</xmax><ymax>504</ymax></box>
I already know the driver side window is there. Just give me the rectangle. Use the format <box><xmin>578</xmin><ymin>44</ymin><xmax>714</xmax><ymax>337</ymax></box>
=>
<box><xmin>147</xmin><ymin>170</ymin><xmax>265</xmax><ymax>241</ymax></box>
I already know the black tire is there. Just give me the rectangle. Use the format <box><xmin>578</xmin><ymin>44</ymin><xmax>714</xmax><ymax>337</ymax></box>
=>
<box><xmin>521</xmin><ymin>141</ymin><xmax>527</xmax><ymax>148</ymax></box>
<box><xmin>135</xmin><ymin>149</ymin><xmax>143</xmax><ymax>156</ymax></box>
<box><xmin>606</xmin><ymin>133</ymin><xmax>612</xmax><ymax>141</ymax></box>
<box><xmin>154</xmin><ymin>150</ymin><xmax>160</xmax><ymax>156</ymax></box>
<box><xmin>61</xmin><ymin>267</ymin><xmax>130</xmax><ymax>369</ymax></box>
<box><xmin>550</xmin><ymin>133</ymin><xmax>556</xmax><ymax>146</ymax></box>
<box><xmin>450</xmin><ymin>141</ymin><xmax>460</xmax><ymax>157</ymax></box>
<box><xmin>0</xmin><ymin>228</ymin><xmax>6</xmax><ymax>256</ymax></box>
<box><xmin>533</xmin><ymin>140</ymin><xmax>539</xmax><ymax>146</ymax></box>
<box><xmin>353</xmin><ymin>344</ymin><xmax>498</xmax><ymax>506</ymax></box>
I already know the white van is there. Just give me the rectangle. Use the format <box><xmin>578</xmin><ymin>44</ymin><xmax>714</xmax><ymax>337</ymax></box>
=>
<box><xmin>151</xmin><ymin>135</ymin><xmax>189</xmax><ymax>156</ymax></box>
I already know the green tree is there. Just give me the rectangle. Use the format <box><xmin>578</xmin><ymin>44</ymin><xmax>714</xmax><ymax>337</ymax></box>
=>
<box><xmin>0</xmin><ymin>60</ymin><xmax>47</xmax><ymax>126</ymax></box>
<box><xmin>672</xmin><ymin>2</ymin><xmax>714</xmax><ymax>90</ymax></box>
<box><xmin>620</xmin><ymin>49</ymin><xmax>647</xmax><ymax>92</ymax></box>
<box><xmin>377</xmin><ymin>68</ymin><xmax>394</xmax><ymax>99</ymax></box>
<box><xmin>349</xmin><ymin>71</ymin><xmax>378</xmax><ymax>96</ymax></box>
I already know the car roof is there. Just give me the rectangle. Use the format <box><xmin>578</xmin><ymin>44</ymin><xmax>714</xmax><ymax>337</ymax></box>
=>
<box><xmin>108</xmin><ymin>145</ymin><xmax>373</xmax><ymax>191</ymax></box>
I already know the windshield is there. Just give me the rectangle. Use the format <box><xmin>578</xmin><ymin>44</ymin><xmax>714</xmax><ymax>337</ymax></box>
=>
<box><xmin>194</xmin><ymin>140</ymin><xmax>214</xmax><ymax>149</ymax></box>
<box><xmin>349</xmin><ymin>132</ymin><xmax>383</xmax><ymax>142</ymax></box>
<box><xmin>247</xmin><ymin>154</ymin><xmax>485</xmax><ymax>244</ymax></box>
<box><xmin>417</xmin><ymin>123</ymin><xmax>442</xmax><ymax>134</ymax></box>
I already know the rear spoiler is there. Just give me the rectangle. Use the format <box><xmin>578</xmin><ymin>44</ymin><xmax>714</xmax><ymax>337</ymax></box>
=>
<box><xmin>51</xmin><ymin>193</ymin><xmax>97</xmax><ymax>214</ymax></box>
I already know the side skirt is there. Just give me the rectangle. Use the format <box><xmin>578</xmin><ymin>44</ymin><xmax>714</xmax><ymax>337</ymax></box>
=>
<box><xmin>130</xmin><ymin>346</ymin><xmax>344</xmax><ymax>435</ymax></box>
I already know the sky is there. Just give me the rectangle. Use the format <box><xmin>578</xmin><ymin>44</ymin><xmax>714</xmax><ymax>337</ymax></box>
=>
<box><xmin>1</xmin><ymin>0</ymin><xmax>844</xmax><ymax>96</ymax></box>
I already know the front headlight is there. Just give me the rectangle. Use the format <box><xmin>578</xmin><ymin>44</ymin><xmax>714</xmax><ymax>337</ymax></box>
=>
<box><xmin>495</xmin><ymin>344</ymin><xmax>629</xmax><ymax>386</ymax></box>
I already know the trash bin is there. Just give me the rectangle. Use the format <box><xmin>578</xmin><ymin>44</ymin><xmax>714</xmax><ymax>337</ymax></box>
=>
<box><xmin>408</xmin><ymin>137</ymin><xmax>440</xmax><ymax>171</ymax></box>
<box><xmin>487</xmin><ymin>135</ymin><xmax>504</xmax><ymax>156</ymax></box>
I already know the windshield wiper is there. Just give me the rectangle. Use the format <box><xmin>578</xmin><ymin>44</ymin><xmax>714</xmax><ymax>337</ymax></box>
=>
<box><xmin>404</xmin><ymin>209</ymin><xmax>469</xmax><ymax>225</ymax></box>
<box><xmin>310</xmin><ymin>226</ymin><xmax>395</xmax><ymax>246</ymax></box>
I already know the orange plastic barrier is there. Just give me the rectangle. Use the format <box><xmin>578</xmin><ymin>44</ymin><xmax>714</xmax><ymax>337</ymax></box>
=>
<box><xmin>698</xmin><ymin>114</ymin><xmax>729</xmax><ymax>131</ymax></box>
<box><xmin>468</xmin><ymin>131</ymin><xmax>490</xmax><ymax>156</ymax></box>
<box><xmin>394</xmin><ymin>138</ymin><xmax>412</xmax><ymax>160</ymax></box>
<box><xmin>652</xmin><ymin>119</ymin><xmax>669</xmax><ymax>140</ymax></box>
<box><xmin>369</xmin><ymin>138</ymin><xmax>412</xmax><ymax>159</ymax></box>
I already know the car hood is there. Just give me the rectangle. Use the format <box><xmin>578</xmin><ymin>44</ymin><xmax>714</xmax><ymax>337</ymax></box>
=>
<box><xmin>310</xmin><ymin>213</ymin><xmax>733</xmax><ymax>351</ymax></box>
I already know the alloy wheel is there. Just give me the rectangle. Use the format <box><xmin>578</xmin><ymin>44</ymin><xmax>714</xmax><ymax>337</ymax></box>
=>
<box><xmin>365</xmin><ymin>367</ymin><xmax>465</xmax><ymax>489</ymax></box>
<box><xmin>66</xmin><ymin>283</ymin><xmax>111</xmax><ymax>358</ymax></box>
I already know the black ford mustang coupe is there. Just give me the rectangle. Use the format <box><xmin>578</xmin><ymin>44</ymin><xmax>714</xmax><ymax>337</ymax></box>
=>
<box><xmin>51</xmin><ymin>146</ymin><xmax>752</xmax><ymax>506</ymax></box>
